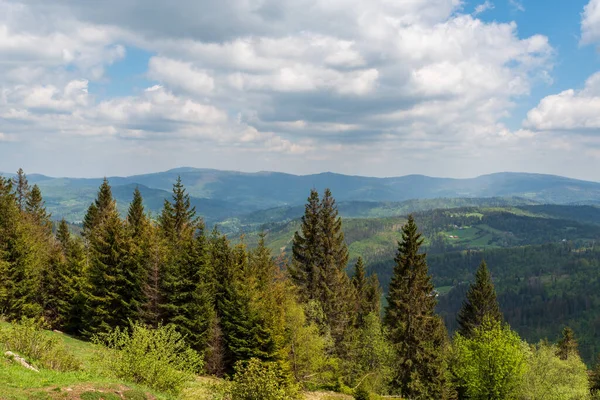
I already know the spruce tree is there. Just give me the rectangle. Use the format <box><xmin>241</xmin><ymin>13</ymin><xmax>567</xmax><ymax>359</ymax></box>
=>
<box><xmin>13</xmin><ymin>168</ymin><xmax>30</xmax><ymax>211</ymax></box>
<box><xmin>557</xmin><ymin>326</ymin><xmax>579</xmax><ymax>360</ymax></box>
<box><xmin>127</xmin><ymin>187</ymin><xmax>147</xmax><ymax>237</ymax></box>
<box><xmin>290</xmin><ymin>189</ymin><xmax>321</xmax><ymax>302</ymax></box>
<box><xmin>457</xmin><ymin>260</ymin><xmax>502</xmax><ymax>337</ymax></box>
<box><xmin>25</xmin><ymin>185</ymin><xmax>50</xmax><ymax>227</ymax></box>
<box><xmin>352</xmin><ymin>257</ymin><xmax>382</xmax><ymax>326</ymax></box>
<box><xmin>158</xmin><ymin>178</ymin><xmax>214</xmax><ymax>352</ymax></box>
<box><xmin>384</xmin><ymin>215</ymin><xmax>451</xmax><ymax>399</ymax></box>
<box><xmin>318</xmin><ymin>188</ymin><xmax>354</xmax><ymax>344</ymax></box>
<box><xmin>83</xmin><ymin>178</ymin><xmax>113</xmax><ymax>235</ymax></box>
<box><xmin>56</xmin><ymin>219</ymin><xmax>87</xmax><ymax>334</ymax></box>
<box><xmin>83</xmin><ymin>181</ymin><xmax>143</xmax><ymax>336</ymax></box>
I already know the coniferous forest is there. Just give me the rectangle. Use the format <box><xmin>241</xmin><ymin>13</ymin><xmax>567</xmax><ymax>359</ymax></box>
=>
<box><xmin>1</xmin><ymin>169</ymin><xmax>600</xmax><ymax>400</ymax></box>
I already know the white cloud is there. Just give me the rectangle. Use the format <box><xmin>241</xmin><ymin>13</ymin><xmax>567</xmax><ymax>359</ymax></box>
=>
<box><xmin>147</xmin><ymin>57</ymin><xmax>214</xmax><ymax>96</ymax></box>
<box><xmin>0</xmin><ymin>0</ymin><xmax>572</xmax><ymax>178</ymax></box>
<box><xmin>509</xmin><ymin>0</ymin><xmax>525</xmax><ymax>12</ymax></box>
<box><xmin>582</xmin><ymin>0</ymin><xmax>600</xmax><ymax>45</ymax></box>
<box><xmin>473</xmin><ymin>1</ymin><xmax>494</xmax><ymax>16</ymax></box>
<box><xmin>525</xmin><ymin>71</ymin><xmax>600</xmax><ymax>131</ymax></box>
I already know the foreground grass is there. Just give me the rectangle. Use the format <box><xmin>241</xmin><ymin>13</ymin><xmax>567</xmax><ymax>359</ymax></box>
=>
<box><xmin>0</xmin><ymin>324</ymin><xmax>363</xmax><ymax>400</ymax></box>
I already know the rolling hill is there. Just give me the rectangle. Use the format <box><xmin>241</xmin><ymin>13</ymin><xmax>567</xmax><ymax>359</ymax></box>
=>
<box><xmin>2</xmin><ymin>168</ymin><xmax>600</xmax><ymax>223</ymax></box>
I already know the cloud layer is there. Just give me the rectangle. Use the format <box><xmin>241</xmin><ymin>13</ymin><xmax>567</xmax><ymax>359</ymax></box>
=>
<box><xmin>0</xmin><ymin>0</ymin><xmax>598</xmax><ymax>179</ymax></box>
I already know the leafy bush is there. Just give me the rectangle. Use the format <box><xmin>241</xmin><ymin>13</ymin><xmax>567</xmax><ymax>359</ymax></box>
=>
<box><xmin>451</xmin><ymin>317</ymin><xmax>527</xmax><ymax>400</ymax></box>
<box><xmin>354</xmin><ymin>385</ymin><xmax>372</xmax><ymax>400</ymax></box>
<box><xmin>0</xmin><ymin>317</ymin><xmax>80</xmax><ymax>371</ymax></box>
<box><xmin>94</xmin><ymin>322</ymin><xmax>203</xmax><ymax>395</ymax></box>
<box><xmin>229</xmin><ymin>358</ymin><xmax>299</xmax><ymax>400</ymax></box>
<box><xmin>521</xmin><ymin>341</ymin><xmax>590</xmax><ymax>400</ymax></box>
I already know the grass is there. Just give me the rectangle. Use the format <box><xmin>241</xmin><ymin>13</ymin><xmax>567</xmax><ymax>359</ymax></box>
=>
<box><xmin>1</xmin><ymin>323</ymin><xmax>369</xmax><ymax>400</ymax></box>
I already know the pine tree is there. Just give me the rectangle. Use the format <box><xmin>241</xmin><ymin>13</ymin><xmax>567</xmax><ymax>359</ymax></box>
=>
<box><xmin>456</xmin><ymin>260</ymin><xmax>502</xmax><ymax>337</ymax></box>
<box><xmin>318</xmin><ymin>189</ymin><xmax>353</xmax><ymax>343</ymax></box>
<box><xmin>83</xmin><ymin>178</ymin><xmax>113</xmax><ymax>235</ymax></box>
<box><xmin>384</xmin><ymin>215</ymin><xmax>451</xmax><ymax>399</ymax></box>
<box><xmin>127</xmin><ymin>187</ymin><xmax>147</xmax><ymax>237</ymax></box>
<box><xmin>83</xmin><ymin>181</ymin><xmax>143</xmax><ymax>336</ymax></box>
<box><xmin>56</xmin><ymin>219</ymin><xmax>71</xmax><ymax>248</ymax></box>
<box><xmin>158</xmin><ymin>176</ymin><xmax>197</xmax><ymax>242</ymax></box>
<box><xmin>557</xmin><ymin>326</ymin><xmax>579</xmax><ymax>360</ymax></box>
<box><xmin>13</xmin><ymin>168</ymin><xmax>30</xmax><ymax>211</ymax></box>
<box><xmin>352</xmin><ymin>257</ymin><xmax>382</xmax><ymax>326</ymax></box>
<box><xmin>290</xmin><ymin>189</ymin><xmax>321</xmax><ymax>302</ymax></box>
<box><xmin>56</xmin><ymin>219</ymin><xmax>87</xmax><ymax>334</ymax></box>
<box><xmin>25</xmin><ymin>185</ymin><xmax>50</xmax><ymax>226</ymax></box>
<box><xmin>158</xmin><ymin>178</ymin><xmax>214</xmax><ymax>352</ymax></box>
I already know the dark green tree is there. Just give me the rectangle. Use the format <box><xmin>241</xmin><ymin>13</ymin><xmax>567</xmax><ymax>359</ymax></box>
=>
<box><xmin>318</xmin><ymin>188</ymin><xmax>354</xmax><ymax>344</ymax></box>
<box><xmin>456</xmin><ymin>260</ymin><xmax>502</xmax><ymax>337</ymax></box>
<box><xmin>25</xmin><ymin>185</ymin><xmax>51</xmax><ymax>228</ymax></box>
<box><xmin>158</xmin><ymin>178</ymin><xmax>214</xmax><ymax>353</ymax></box>
<box><xmin>83</xmin><ymin>178</ymin><xmax>113</xmax><ymax>235</ymax></box>
<box><xmin>290</xmin><ymin>189</ymin><xmax>321</xmax><ymax>303</ymax></box>
<box><xmin>13</xmin><ymin>168</ymin><xmax>30</xmax><ymax>211</ymax></box>
<box><xmin>352</xmin><ymin>257</ymin><xmax>382</xmax><ymax>326</ymax></box>
<box><xmin>127</xmin><ymin>187</ymin><xmax>147</xmax><ymax>238</ymax></box>
<box><xmin>384</xmin><ymin>215</ymin><xmax>452</xmax><ymax>399</ymax></box>
<box><xmin>557</xmin><ymin>326</ymin><xmax>579</xmax><ymax>360</ymax></box>
<box><xmin>56</xmin><ymin>219</ymin><xmax>87</xmax><ymax>334</ymax></box>
<box><xmin>83</xmin><ymin>181</ymin><xmax>143</xmax><ymax>336</ymax></box>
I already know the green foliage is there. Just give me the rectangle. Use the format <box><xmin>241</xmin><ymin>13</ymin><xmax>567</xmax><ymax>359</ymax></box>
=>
<box><xmin>228</xmin><ymin>358</ymin><xmax>299</xmax><ymax>400</ymax></box>
<box><xmin>451</xmin><ymin>318</ymin><xmax>527</xmax><ymax>400</ymax></box>
<box><xmin>0</xmin><ymin>317</ymin><xmax>80</xmax><ymax>371</ymax></box>
<box><xmin>457</xmin><ymin>260</ymin><xmax>503</xmax><ymax>337</ymax></box>
<box><xmin>343</xmin><ymin>313</ymin><xmax>393</xmax><ymax>394</ymax></box>
<box><xmin>521</xmin><ymin>341</ymin><xmax>590</xmax><ymax>400</ymax></box>
<box><xmin>93</xmin><ymin>322</ymin><xmax>203</xmax><ymax>395</ymax></box>
<box><xmin>284</xmin><ymin>298</ymin><xmax>334</xmax><ymax>389</ymax></box>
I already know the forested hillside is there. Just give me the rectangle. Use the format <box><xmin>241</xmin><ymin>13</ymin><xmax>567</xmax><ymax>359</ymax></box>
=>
<box><xmin>3</xmin><ymin>168</ymin><xmax>600</xmax><ymax>223</ymax></box>
<box><xmin>2</xmin><ymin>169</ymin><xmax>600</xmax><ymax>399</ymax></box>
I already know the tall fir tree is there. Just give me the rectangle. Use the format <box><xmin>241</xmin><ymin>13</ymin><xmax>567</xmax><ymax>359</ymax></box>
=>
<box><xmin>557</xmin><ymin>326</ymin><xmax>579</xmax><ymax>360</ymax></box>
<box><xmin>127</xmin><ymin>187</ymin><xmax>147</xmax><ymax>237</ymax></box>
<box><xmin>456</xmin><ymin>260</ymin><xmax>502</xmax><ymax>337</ymax></box>
<box><xmin>318</xmin><ymin>188</ymin><xmax>354</xmax><ymax>344</ymax></box>
<box><xmin>158</xmin><ymin>178</ymin><xmax>214</xmax><ymax>352</ymax></box>
<box><xmin>83</xmin><ymin>181</ymin><xmax>143</xmax><ymax>336</ymax></box>
<box><xmin>83</xmin><ymin>178</ymin><xmax>113</xmax><ymax>235</ymax></box>
<box><xmin>384</xmin><ymin>215</ymin><xmax>452</xmax><ymax>399</ymax></box>
<box><xmin>352</xmin><ymin>257</ymin><xmax>382</xmax><ymax>326</ymax></box>
<box><xmin>25</xmin><ymin>185</ymin><xmax>51</xmax><ymax>227</ymax></box>
<box><xmin>290</xmin><ymin>189</ymin><xmax>322</xmax><ymax>303</ymax></box>
<box><xmin>13</xmin><ymin>168</ymin><xmax>30</xmax><ymax>211</ymax></box>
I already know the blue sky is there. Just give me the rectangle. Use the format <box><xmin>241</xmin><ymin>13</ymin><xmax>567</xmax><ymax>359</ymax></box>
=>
<box><xmin>0</xmin><ymin>0</ymin><xmax>599</xmax><ymax>180</ymax></box>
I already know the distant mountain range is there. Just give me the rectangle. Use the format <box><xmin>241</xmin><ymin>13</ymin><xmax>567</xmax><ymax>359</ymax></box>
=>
<box><xmin>2</xmin><ymin>168</ymin><xmax>600</xmax><ymax>223</ymax></box>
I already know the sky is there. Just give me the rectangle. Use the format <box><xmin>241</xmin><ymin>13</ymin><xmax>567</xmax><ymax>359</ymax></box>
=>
<box><xmin>0</xmin><ymin>0</ymin><xmax>600</xmax><ymax>180</ymax></box>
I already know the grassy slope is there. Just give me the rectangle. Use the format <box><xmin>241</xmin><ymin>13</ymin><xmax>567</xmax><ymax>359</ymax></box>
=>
<box><xmin>0</xmin><ymin>326</ymin><xmax>354</xmax><ymax>400</ymax></box>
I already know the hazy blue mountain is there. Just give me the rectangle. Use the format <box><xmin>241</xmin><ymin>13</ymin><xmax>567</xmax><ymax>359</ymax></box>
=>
<box><xmin>2</xmin><ymin>168</ymin><xmax>600</xmax><ymax>222</ymax></box>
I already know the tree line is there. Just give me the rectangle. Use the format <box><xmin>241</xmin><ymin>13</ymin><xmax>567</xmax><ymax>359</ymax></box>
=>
<box><xmin>1</xmin><ymin>168</ymin><xmax>599</xmax><ymax>399</ymax></box>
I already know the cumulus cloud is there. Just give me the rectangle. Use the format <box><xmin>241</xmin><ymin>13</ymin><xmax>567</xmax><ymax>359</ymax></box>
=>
<box><xmin>582</xmin><ymin>0</ymin><xmax>600</xmax><ymax>45</ymax></box>
<box><xmin>525</xmin><ymin>72</ymin><xmax>600</xmax><ymax>131</ymax></box>
<box><xmin>0</xmin><ymin>0</ymin><xmax>572</xmax><ymax>178</ymax></box>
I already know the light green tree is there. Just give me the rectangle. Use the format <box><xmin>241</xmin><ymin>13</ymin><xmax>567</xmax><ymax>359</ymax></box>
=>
<box><xmin>521</xmin><ymin>341</ymin><xmax>590</xmax><ymax>400</ymax></box>
<box><xmin>451</xmin><ymin>317</ymin><xmax>527</xmax><ymax>400</ymax></box>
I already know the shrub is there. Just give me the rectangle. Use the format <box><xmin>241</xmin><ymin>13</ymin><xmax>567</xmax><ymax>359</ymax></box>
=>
<box><xmin>0</xmin><ymin>317</ymin><xmax>80</xmax><ymax>371</ymax></box>
<box><xmin>229</xmin><ymin>358</ymin><xmax>299</xmax><ymax>400</ymax></box>
<box><xmin>93</xmin><ymin>322</ymin><xmax>203</xmax><ymax>395</ymax></box>
<box><xmin>354</xmin><ymin>385</ymin><xmax>372</xmax><ymax>400</ymax></box>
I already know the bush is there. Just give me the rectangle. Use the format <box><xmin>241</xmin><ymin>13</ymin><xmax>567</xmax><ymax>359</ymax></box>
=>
<box><xmin>229</xmin><ymin>358</ymin><xmax>299</xmax><ymax>400</ymax></box>
<box><xmin>94</xmin><ymin>322</ymin><xmax>203</xmax><ymax>395</ymax></box>
<box><xmin>0</xmin><ymin>317</ymin><xmax>80</xmax><ymax>371</ymax></box>
<box><xmin>354</xmin><ymin>385</ymin><xmax>372</xmax><ymax>400</ymax></box>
